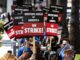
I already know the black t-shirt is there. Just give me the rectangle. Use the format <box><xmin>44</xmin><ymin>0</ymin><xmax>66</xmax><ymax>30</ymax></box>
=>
<box><xmin>51</xmin><ymin>43</ymin><xmax>60</xmax><ymax>51</ymax></box>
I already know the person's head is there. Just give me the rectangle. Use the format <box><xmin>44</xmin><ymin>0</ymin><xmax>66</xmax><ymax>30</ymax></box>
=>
<box><xmin>29</xmin><ymin>44</ymin><xmax>33</xmax><ymax>51</ymax></box>
<box><xmin>7</xmin><ymin>50</ymin><xmax>12</xmax><ymax>54</ymax></box>
<box><xmin>0</xmin><ymin>51</ymin><xmax>17</xmax><ymax>60</ymax></box>
<box><xmin>30</xmin><ymin>41</ymin><xmax>40</xmax><ymax>51</ymax></box>
<box><xmin>21</xmin><ymin>51</ymin><xmax>31</xmax><ymax>59</ymax></box>
<box><xmin>29</xmin><ymin>37</ymin><xmax>33</xmax><ymax>42</ymax></box>
<box><xmin>60</xmin><ymin>40</ymin><xmax>69</xmax><ymax>48</ymax></box>
<box><xmin>64</xmin><ymin>49</ymin><xmax>75</xmax><ymax>60</ymax></box>
<box><xmin>51</xmin><ymin>36</ymin><xmax>58</xmax><ymax>45</ymax></box>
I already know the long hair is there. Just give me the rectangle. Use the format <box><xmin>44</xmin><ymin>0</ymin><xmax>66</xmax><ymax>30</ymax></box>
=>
<box><xmin>0</xmin><ymin>52</ymin><xmax>17</xmax><ymax>60</ymax></box>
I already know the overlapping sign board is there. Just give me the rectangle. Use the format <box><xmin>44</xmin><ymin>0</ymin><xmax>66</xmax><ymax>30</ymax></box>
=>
<box><xmin>22</xmin><ymin>4</ymin><xmax>32</xmax><ymax>8</ymax></box>
<box><xmin>48</xmin><ymin>5</ymin><xmax>64</xmax><ymax>23</ymax></box>
<box><xmin>13</xmin><ymin>6</ymin><xmax>29</xmax><ymax>17</ymax></box>
<box><xmin>24</xmin><ymin>23</ymin><xmax>44</xmax><ymax>36</ymax></box>
<box><xmin>14</xmin><ymin>25</ymin><xmax>24</xmax><ymax>38</ymax></box>
<box><xmin>4</xmin><ymin>21</ymin><xmax>15</xmax><ymax>39</ymax></box>
<box><xmin>24</xmin><ymin>23</ymin><xmax>58</xmax><ymax>36</ymax></box>
<box><xmin>14</xmin><ymin>14</ymin><xmax>24</xmax><ymax>38</ymax></box>
<box><xmin>46</xmin><ymin>23</ymin><xmax>58</xmax><ymax>36</ymax></box>
<box><xmin>47</xmin><ymin>12</ymin><xmax>58</xmax><ymax>23</ymax></box>
<box><xmin>14</xmin><ymin>4</ymin><xmax>32</xmax><ymax>14</ymax></box>
<box><xmin>24</xmin><ymin>11</ymin><xmax>44</xmax><ymax>22</ymax></box>
<box><xmin>14</xmin><ymin>6</ymin><xmax>23</xmax><ymax>15</ymax></box>
<box><xmin>13</xmin><ymin>22</ymin><xmax>58</xmax><ymax>37</ymax></box>
<box><xmin>23</xmin><ymin>11</ymin><xmax>44</xmax><ymax>36</ymax></box>
<box><xmin>50</xmin><ymin>5</ymin><xmax>64</xmax><ymax>13</ymax></box>
<box><xmin>12</xmin><ymin>5</ymin><xmax>60</xmax><ymax>37</ymax></box>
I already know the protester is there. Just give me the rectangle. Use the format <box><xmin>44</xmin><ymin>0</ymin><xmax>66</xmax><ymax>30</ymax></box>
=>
<box><xmin>43</xmin><ymin>37</ymin><xmax>50</xmax><ymax>60</ymax></box>
<box><xmin>17</xmin><ymin>38</ymin><xmax>33</xmax><ymax>60</ymax></box>
<box><xmin>0</xmin><ymin>50</ymin><xmax>17</xmax><ymax>60</ymax></box>
<box><xmin>29</xmin><ymin>38</ymin><xmax>45</xmax><ymax>60</ymax></box>
<box><xmin>49</xmin><ymin>36</ymin><xmax>60</xmax><ymax>60</ymax></box>
<box><xmin>44</xmin><ymin>36</ymin><xmax>60</xmax><ymax>60</ymax></box>
<box><xmin>59</xmin><ymin>40</ymin><xmax>74</xmax><ymax>60</ymax></box>
<box><xmin>18</xmin><ymin>51</ymin><xmax>31</xmax><ymax>60</ymax></box>
<box><xmin>64</xmin><ymin>49</ymin><xmax>75</xmax><ymax>60</ymax></box>
<box><xmin>57</xmin><ymin>40</ymin><xmax>63</xmax><ymax>60</ymax></box>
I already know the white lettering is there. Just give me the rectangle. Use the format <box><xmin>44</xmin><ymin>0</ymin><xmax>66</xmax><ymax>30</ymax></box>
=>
<box><xmin>24</xmin><ymin>28</ymin><xmax>43</xmax><ymax>33</ymax></box>
<box><xmin>54</xmin><ymin>29</ymin><xmax>58</xmax><ymax>33</ymax></box>
<box><xmin>16</xmin><ymin>30</ymin><xmax>24</xmax><ymax>35</ymax></box>
<box><xmin>48</xmin><ymin>14</ymin><xmax>58</xmax><ymax>17</ymax></box>
<box><xmin>23</xmin><ymin>9</ymin><xmax>29</xmax><ymax>11</ymax></box>
<box><xmin>47</xmin><ymin>28</ymin><xmax>51</xmax><ymax>32</ymax></box>
<box><xmin>24</xmin><ymin>13</ymin><xmax>43</xmax><ymax>16</ymax></box>
<box><xmin>28</xmin><ymin>19</ymin><xmax>39</xmax><ymax>22</ymax></box>
<box><xmin>30</xmin><ymin>28</ymin><xmax>33</xmax><ymax>32</ymax></box>
<box><xmin>51</xmin><ymin>6</ymin><xmax>63</xmax><ymax>9</ymax></box>
<box><xmin>18</xmin><ymin>22</ymin><xmax>24</xmax><ymax>24</ymax></box>
<box><xmin>4</xmin><ymin>21</ymin><xmax>13</xmax><ymax>28</ymax></box>
<box><xmin>52</xmin><ymin>10</ymin><xmax>59</xmax><ymax>13</ymax></box>
<box><xmin>36</xmin><ymin>13</ymin><xmax>43</xmax><ymax>16</ymax></box>
<box><xmin>15</xmin><ymin>8</ymin><xmax>22</xmax><ymax>11</ymax></box>
<box><xmin>47</xmin><ymin>28</ymin><xmax>57</xmax><ymax>33</ymax></box>
<box><xmin>32</xmin><ymin>24</ymin><xmax>36</xmax><ymax>27</ymax></box>
<box><xmin>15</xmin><ymin>16</ymin><xmax>23</xmax><ymax>19</ymax></box>
<box><xmin>24</xmin><ymin>13</ymin><xmax>35</xmax><ymax>15</ymax></box>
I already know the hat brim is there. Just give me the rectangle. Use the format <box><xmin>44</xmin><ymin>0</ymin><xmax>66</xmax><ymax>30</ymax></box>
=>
<box><xmin>64</xmin><ymin>49</ymin><xmax>75</xmax><ymax>54</ymax></box>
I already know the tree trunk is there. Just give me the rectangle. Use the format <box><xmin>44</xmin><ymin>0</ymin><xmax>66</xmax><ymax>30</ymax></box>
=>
<box><xmin>70</xmin><ymin>0</ymin><xmax>80</xmax><ymax>53</ymax></box>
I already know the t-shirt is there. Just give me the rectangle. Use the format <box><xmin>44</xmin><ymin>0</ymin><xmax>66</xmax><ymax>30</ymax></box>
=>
<box><xmin>18</xmin><ymin>46</ymin><xmax>32</xmax><ymax>57</ymax></box>
<box><xmin>51</xmin><ymin>44</ymin><xmax>60</xmax><ymax>51</ymax></box>
<box><xmin>20</xmin><ymin>38</ymin><xmax>25</xmax><ymax>44</ymax></box>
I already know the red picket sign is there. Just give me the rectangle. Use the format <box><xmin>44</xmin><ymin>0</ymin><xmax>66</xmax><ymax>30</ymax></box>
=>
<box><xmin>46</xmin><ymin>23</ymin><xmax>58</xmax><ymax>36</ymax></box>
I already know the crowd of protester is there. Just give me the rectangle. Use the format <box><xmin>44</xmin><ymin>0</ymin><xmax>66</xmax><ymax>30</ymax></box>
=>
<box><xmin>0</xmin><ymin>36</ymin><xmax>75</xmax><ymax>60</ymax></box>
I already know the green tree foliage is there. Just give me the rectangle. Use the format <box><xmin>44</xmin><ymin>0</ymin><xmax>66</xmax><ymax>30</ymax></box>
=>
<box><xmin>0</xmin><ymin>35</ymin><xmax>2</xmax><ymax>40</ymax></box>
<box><xmin>0</xmin><ymin>21</ymin><xmax>4</xmax><ymax>34</ymax></box>
<box><xmin>0</xmin><ymin>21</ymin><xmax>4</xmax><ymax>40</ymax></box>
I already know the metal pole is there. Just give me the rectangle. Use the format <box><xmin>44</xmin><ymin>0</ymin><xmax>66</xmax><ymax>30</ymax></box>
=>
<box><xmin>32</xmin><ymin>0</ymin><xmax>36</xmax><ymax>60</ymax></box>
<box><xmin>44</xmin><ymin>12</ymin><xmax>47</xmax><ymax>42</ymax></box>
<box><xmin>13</xmin><ymin>40</ymin><xmax>16</xmax><ymax>56</ymax></box>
